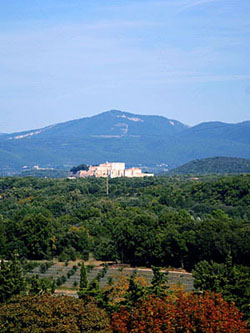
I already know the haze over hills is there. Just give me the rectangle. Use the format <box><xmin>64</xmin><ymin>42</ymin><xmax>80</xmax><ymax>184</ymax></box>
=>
<box><xmin>0</xmin><ymin>110</ymin><xmax>250</xmax><ymax>175</ymax></box>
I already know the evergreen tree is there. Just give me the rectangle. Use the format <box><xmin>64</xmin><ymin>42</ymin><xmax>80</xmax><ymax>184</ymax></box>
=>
<box><xmin>78</xmin><ymin>263</ymin><xmax>108</xmax><ymax>306</ymax></box>
<box><xmin>79</xmin><ymin>262</ymin><xmax>88</xmax><ymax>290</ymax></box>
<box><xmin>0</xmin><ymin>253</ymin><xmax>25</xmax><ymax>303</ymax></box>
<box><xmin>123</xmin><ymin>271</ymin><xmax>146</xmax><ymax>309</ymax></box>
<box><xmin>148</xmin><ymin>266</ymin><xmax>169</xmax><ymax>298</ymax></box>
<box><xmin>78</xmin><ymin>261</ymin><xmax>89</xmax><ymax>300</ymax></box>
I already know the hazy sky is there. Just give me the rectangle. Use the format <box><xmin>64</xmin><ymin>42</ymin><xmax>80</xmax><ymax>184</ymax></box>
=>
<box><xmin>0</xmin><ymin>0</ymin><xmax>250</xmax><ymax>133</ymax></box>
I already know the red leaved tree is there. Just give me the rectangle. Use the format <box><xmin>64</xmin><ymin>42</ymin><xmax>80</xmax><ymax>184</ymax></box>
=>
<box><xmin>112</xmin><ymin>291</ymin><xmax>247</xmax><ymax>333</ymax></box>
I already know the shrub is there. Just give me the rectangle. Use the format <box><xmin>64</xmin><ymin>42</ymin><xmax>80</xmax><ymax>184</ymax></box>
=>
<box><xmin>61</xmin><ymin>275</ymin><xmax>67</xmax><ymax>284</ymax></box>
<box><xmin>58</xmin><ymin>253</ymin><xmax>68</xmax><ymax>262</ymax></box>
<box><xmin>23</xmin><ymin>261</ymin><xmax>39</xmax><ymax>273</ymax></box>
<box><xmin>86</xmin><ymin>264</ymin><xmax>94</xmax><ymax>273</ymax></box>
<box><xmin>56</xmin><ymin>277</ymin><xmax>62</xmax><ymax>286</ymax></box>
<box><xmin>39</xmin><ymin>261</ymin><xmax>53</xmax><ymax>274</ymax></box>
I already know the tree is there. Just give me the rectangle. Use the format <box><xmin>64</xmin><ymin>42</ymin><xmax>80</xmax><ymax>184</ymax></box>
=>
<box><xmin>193</xmin><ymin>257</ymin><xmax>250</xmax><ymax>320</ymax></box>
<box><xmin>148</xmin><ymin>266</ymin><xmax>169</xmax><ymax>298</ymax></box>
<box><xmin>17</xmin><ymin>212</ymin><xmax>53</xmax><ymax>259</ymax></box>
<box><xmin>111</xmin><ymin>291</ymin><xmax>248</xmax><ymax>332</ymax></box>
<box><xmin>0</xmin><ymin>294</ymin><xmax>111</xmax><ymax>332</ymax></box>
<box><xmin>123</xmin><ymin>271</ymin><xmax>146</xmax><ymax>309</ymax></box>
<box><xmin>0</xmin><ymin>215</ymin><xmax>7</xmax><ymax>257</ymax></box>
<box><xmin>78</xmin><ymin>263</ymin><xmax>108</xmax><ymax>307</ymax></box>
<box><xmin>71</xmin><ymin>164</ymin><xmax>89</xmax><ymax>174</ymax></box>
<box><xmin>78</xmin><ymin>261</ymin><xmax>88</xmax><ymax>298</ymax></box>
<box><xmin>0</xmin><ymin>254</ymin><xmax>25</xmax><ymax>303</ymax></box>
<box><xmin>27</xmin><ymin>275</ymin><xmax>54</xmax><ymax>295</ymax></box>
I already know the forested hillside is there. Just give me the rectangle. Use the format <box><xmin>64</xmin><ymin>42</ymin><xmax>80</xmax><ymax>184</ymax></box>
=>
<box><xmin>0</xmin><ymin>175</ymin><xmax>249</xmax><ymax>268</ymax></box>
<box><xmin>1</xmin><ymin>175</ymin><xmax>250</xmax><ymax>327</ymax></box>
<box><xmin>168</xmin><ymin>156</ymin><xmax>250</xmax><ymax>175</ymax></box>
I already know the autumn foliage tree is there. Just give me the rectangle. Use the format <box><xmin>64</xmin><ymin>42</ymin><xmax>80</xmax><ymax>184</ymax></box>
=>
<box><xmin>111</xmin><ymin>291</ymin><xmax>247</xmax><ymax>333</ymax></box>
<box><xmin>0</xmin><ymin>294</ymin><xmax>111</xmax><ymax>332</ymax></box>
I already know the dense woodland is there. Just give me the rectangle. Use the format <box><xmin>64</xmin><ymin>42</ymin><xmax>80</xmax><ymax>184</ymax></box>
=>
<box><xmin>0</xmin><ymin>175</ymin><xmax>249</xmax><ymax>267</ymax></box>
<box><xmin>0</xmin><ymin>175</ymin><xmax>250</xmax><ymax>328</ymax></box>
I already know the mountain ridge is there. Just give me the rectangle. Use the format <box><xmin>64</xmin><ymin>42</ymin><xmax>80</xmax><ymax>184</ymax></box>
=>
<box><xmin>3</xmin><ymin>110</ymin><xmax>188</xmax><ymax>140</ymax></box>
<box><xmin>2</xmin><ymin>110</ymin><xmax>249</xmax><ymax>139</ymax></box>
<box><xmin>0</xmin><ymin>110</ymin><xmax>249</xmax><ymax>174</ymax></box>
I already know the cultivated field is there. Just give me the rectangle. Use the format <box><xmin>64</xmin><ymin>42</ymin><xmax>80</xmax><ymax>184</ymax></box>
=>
<box><xmin>28</xmin><ymin>260</ymin><xmax>194</xmax><ymax>297</ymax></box>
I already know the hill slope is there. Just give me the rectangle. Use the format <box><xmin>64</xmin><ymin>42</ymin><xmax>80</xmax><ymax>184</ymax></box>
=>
<box><xmin>168</xmin><ymin>157</ymin><xmax>250</xmax><ymax>175</ymax></box>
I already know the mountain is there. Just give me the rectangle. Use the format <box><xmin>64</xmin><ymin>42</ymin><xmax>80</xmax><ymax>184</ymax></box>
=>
<box><xmin>168</xmin><ymin>157</ymin><xmax>250</xmax><ymax>175</ymax></box>
<box><xmin>0</xmin><ymin>110</ymin><xmax>250</xmax><ymax>174</ymax></box>
<box><xmin>3</xmin><ymin>110</ymin><xmax>186</xmax><ymax>139</ymax></box>
<box><xmin>179</xmin><ymin>121</ymin><xmax>250</xmax><ymax>144</ymax></box>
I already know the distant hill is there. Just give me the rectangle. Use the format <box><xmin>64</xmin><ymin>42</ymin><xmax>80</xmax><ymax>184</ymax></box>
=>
<box><xmin>168</xmin><ymin>157</ymin><xmax>250</xmax><ymax>175</ymax></box>
<box><xmin>18</xmin><ymin>169</ymin><xmax>70</xmax><ymax>178</ymax></box>
<box><xmin>178</xmin><ymin>121</ymin><xmax>250</xmax><ymax>145</ymax></box>
<box><xmin>0</xmin><ymin>110</ymin><xmax>250</xmax><ymax>174</ymax></box>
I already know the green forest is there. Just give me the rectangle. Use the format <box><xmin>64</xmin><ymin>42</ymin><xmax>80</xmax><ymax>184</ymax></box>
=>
<box><xmin>0</xmin><ymin>175</ymin><xmax>250</xmax><ymax>330</ymax></box>
<box><xmin>0</xmin><ymin>175</ymin><xmax>249</xmax><ymax>267</ymax></box>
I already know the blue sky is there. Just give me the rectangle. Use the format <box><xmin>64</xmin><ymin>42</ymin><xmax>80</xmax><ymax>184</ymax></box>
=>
<box><xmin>0</xmin><ymin>0</ymin><xmax>250</xmax><ymax>132</ymax></box>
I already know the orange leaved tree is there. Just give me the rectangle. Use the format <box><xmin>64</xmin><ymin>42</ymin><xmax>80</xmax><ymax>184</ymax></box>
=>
<box><xmin>0</xmin><ymin>294</ymin><xmax>111</xmax><ymax>332</ymax></box>
<box><xmin>111</xmin><ymin>291</ymin><xmax>247</xmax><ymax>333</ymax></box>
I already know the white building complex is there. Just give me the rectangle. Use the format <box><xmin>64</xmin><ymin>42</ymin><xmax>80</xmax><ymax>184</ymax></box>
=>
<box><xmin>78</xmin><ymin>162</ymin><xmax>154</xmax><ymax>178</ymax></box>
